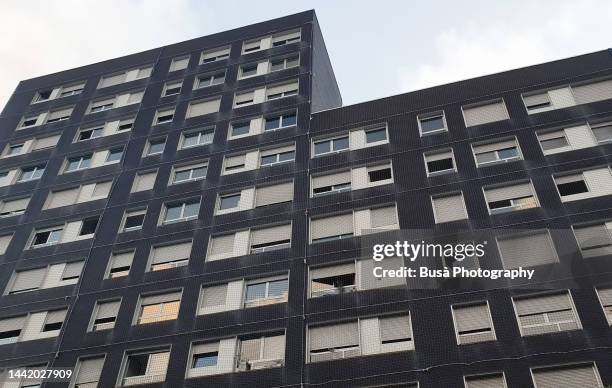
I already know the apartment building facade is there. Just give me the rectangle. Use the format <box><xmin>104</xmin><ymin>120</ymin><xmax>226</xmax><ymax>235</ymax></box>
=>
<box><xmin>0</xmin><ymin>9</ymin><xmax>611</xmax><ymax>388</ymax></box>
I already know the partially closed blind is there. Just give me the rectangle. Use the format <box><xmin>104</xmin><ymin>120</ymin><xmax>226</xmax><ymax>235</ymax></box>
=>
<box><xmin>46</xmin><ymin>309</ymin><xmax>67</xmax><ymax>324</ymax></box>
<box><xmin>141</xmin><ymin>291</ymin><xmax>181</xmax><ymax>305</ymax></box>
<box><xmin>484</xmin><ymin>182</ymin><xmax>533</xmax><ymax>202</ymax></box>
<box><xmin>76</xmin><ymin>357</ymin><xmax>105</xmax><ymax>385</ymax></box>
<box><xmin>250</xmin><ymin>224</ymin><xmax>291</xmax><ymax>246</ymax></box>
<box><xmin>47</xmin><ymin>187</ymin><xmax>79</xmax><ymax>208</ymax></box>
<box><xmin>32</xmin><ymin>134</ymin><xmax>60</xmax><ymax>150</ymax></box>
<box><xmin>472</xmin><ymin>138</ymin><xmax>518</xmax><ymax>154</ymax></box>
<box><xmin>0</xmin><ymin>315</ymin><xmax>26</xmax><ymax>332</ymax></box>
<box><xmin>202</xmin><ymin>47</ymin><xmax>230</xmax><ymax>61</ymax></box>
<box><xmin>310</xmin><ymin>262</ymin><xmax>355</xmax><ymax>279</ymax></box>
<box><xmin>132</xmin><ymin>171</ymin><xmax>157</xmax><ymax>192</ymax></box>
<box><xmin>311</xmin><ymin>213</ymin><xmax>353</xmax><ymax>240</ymax></box>
<box><xmin>379</xmin><ymin>315</ymin><xmax>412</xmax><ymax>342</ymax></box>
<box><xmin>99</xmin><ymin>73</ymin><xmax>125</xmax><ymax>88</ymax></box>
<box><xmin>453</xmin><ymin>304</ymin><xmax>491</xmax><ymax>333</ymax></box>
<box><xmin>1</xmin><ymin>197</ymin><xmax>29</xmax><ymax>212</ymax></box>
<box><xmin>532</xmin><ymin>365</ymin><xmax>601</xmax><ymax>388</ymax></box>
<box><xmin>515</xmin><ymin>293</ymin><xmax>573</xmax><ymax>315</ymax></box>
<box><xmin>151</xmin><ymin>241</ymin><xmax>192</xmax><ymax>264</ymax></box>
<box><xmin>263</xmin><ymin>335</ymin><xmax>285</xmax><ymax>360</ymax></box>
<box><xmin>463</xmin><ymin>100</ymin><xmax>509</xmax><ymax>127</ymax></box>
<box><xmin>573</xmin><ymin>224</ymin><xmax>611</xmax><ymax>249</ymax></box>
<box><xmin>12</xmin><ymin>267</ymin><xmax>46</xmax><ymax>292</ymax></box>
<box><xmin>201</xmin><ymin>284</ymin><xmax>227</xmax><ymax>308</ymax></box>
<box><xmin>96</xmin><ymin>300</ymin><xmax>121</xmax><ymax>319</ymax></box>
<box><xmin>225</xmin><ymin>154</ymin><xmax>246</xmax><ymax>168</ymax></box>
<box><xmin>370</xmin><ymin>206</ymin><xmax>398</xmax><ymax>228</ymax></box>
<box><xmin>62</xmin><ymin>261</ymin><xmax>84</xmax><ymax>279</ymax></box>
<box><xmin>572</xmin><ymin>79</ymin><xmax>612</xmax><ymax>105</ymax></box>
<box><xmin>187</xmin><ymin>98</ymin><xmax>220</xmax><ymax>117</ymax></box>
<box><xmin>0</xmin><ymin>234</ymin><xmax>12</xmax><ymax>255</ymax></box>
<box><xmin>523</xmin><ymin>92</ymin><xmax>551</xmax><ymax>108</ymax></box>
<box><xmin>432</xmin><ymin>194</ymin><xmax>466</xmax><ymax>223</ymax></box>
<box><xmin>312</xmin><ymin>171</ymin><xmax>351</xmax><ymax>189</ymax></box>
<box><xmin>267</xmin><ymin>81</ymin><xmax>298</xmax><ymax>95</ymax></box>
<box><xmin>465</xmin><ymin>374</ymin><xmax>507</xmax><ymax>388</ymax></box>
<box><xmin>47</xmin><ymin>107</ymin><xmax>73</xmax><ymax>121</ymax></box>
<box><xmin>255</xmin><ymin>182</ymin><xmax>293</xmax><ymax>207</ymax></box>
<box><xmin>92</xmin><ymin>181</ymin><xmax>112</xmax><ymax>198</ymax></box>
<box><xmin>309</xmin><ymin>321</ymin><xmax>359</xmax><ymax>351</ymax></box>
<box><xmin>497</xmin><ymin>231</ymin><xmax>558</xmax><ymax>269</ymax></box>
<box><xmin>110</xmin><ymin>251</ymin><xmax>134</xmax><ymax>269</ymax></box>
<box><xmin>209</xmin><ymin>234</ymin><xmax>235</xmax><ymax>257</ymax></box>
<box><xmin>597</xmin><ymin>287</ymin><xmax>612</xmax><ymax>324</ymax></box>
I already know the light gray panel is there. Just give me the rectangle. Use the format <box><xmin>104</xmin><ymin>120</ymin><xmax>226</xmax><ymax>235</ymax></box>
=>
<box><xmin>309</xmin><ymin>321</ymin><xmax>359</xmax><ymax>351</ymax></box>
<box><xmin>497</xmin><ymin>231</ymin><xmax>558</xmax><ymax>269</ymax></box>
<box><xmin>76</xmin><ymin>357</ymin><xmax>105</xmax><ymax>384</ymax></box>
<box><xmin>311</xmin><ymin>213</ymin><xmax>353</xmax><ymax>240</ymax></box>
<box><xmin>485</xmin><ymin>182</ymin><xmax>533</xmax><ymax>202</ymax></box>
<box><xmin>463</xmin><ymin>100</ymin><xmax>509</xmax><ymax>127</ymax></box>
<box><xmin>379</xmin><ymin>315</ymin><xmax>411</xmax><ymax>342</ymax></box>
<box><xmin>250</xmin><ymin>224</ymin><xmax>291</xmax><ymax>246</ymax></box>
<box><xmin>433</xmin><ymin>194</ymin><xmax>466</xmax><ymax>223</ymax></box>
<box><xmin>572</xmin><ymin>79</ymin><xmax>612</xmax><ymax>105</ymax></box>
<box><xmin>532</xmin><ymin>365</ymin><xmax>600</xmax><ymax>388</ymax></box>
<box><xmin>255</xmin><ymin>181</ymin><xmax>293</xmax><ymax>207</ymax></box>
<box><xmin>359</xmin><ymin>257</ymin><xmax>405</xmax><ymax>290</ymax></box>
<box><xmin>312</xmin><ymin>170</ymin><xmax>351</xmax><ymax>189</ymax></box>
<box><xmin>151</xmin><ymin>241</ymin><xmax>192</xmax><ymax>264</ymax></box>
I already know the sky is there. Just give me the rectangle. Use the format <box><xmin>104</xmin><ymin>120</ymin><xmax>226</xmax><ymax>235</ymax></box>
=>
<box><xmin>0</xmin><ymin>0</ymin><xmax>611</xmax><ymax>110</ymax></box>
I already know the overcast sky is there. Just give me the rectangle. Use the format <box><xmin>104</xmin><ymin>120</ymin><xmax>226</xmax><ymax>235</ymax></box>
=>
<box><xmin>1</xmin><ymin>0</ymin><xmax>611</xmax><ymax>110</ymax></box>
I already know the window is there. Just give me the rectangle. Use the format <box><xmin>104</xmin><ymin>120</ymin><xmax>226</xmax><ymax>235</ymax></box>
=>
<box><xmin>59</xmin><ymin>83</ymin><xmax>86</xmax><ymax>97</ymax></box>
<box><xmin>483</xmin><ymin>181</ymin><xmax>538</xmax><ymax>214</ymax></box>
<box><xmin>312</xmin><ymin>170</ymin><xmax>351</xmax><ymax>196</ymax></box>
<box><xmin>136</xmin><ymin>292</ymin><xmax>181</xmax><ymax>324</ymax></box>
<box><xmin>20</xmin><ymin>115</ymin><xmax>39</xmax><ymax>128</ymax></box>
<box><xmin>46</xmin><ymin>107</ymin><xmax>73</xmax><ymax>123</ymax></box>
<box><xmin>149</xmin><ymin>241</ymin><xmax>192</xmax><ymax>271</ymax></box>
<box><xmin>265</xmin><ymin>111</ymin><xmax>297</xmax><ymax>130</ymax></box>
<box><xmin>255</xmin><ymin>181</ymin><xmax>294</xmax><ymax>207</ymax></box>
<box><xmin>89</xmin><ymin>98</ymin><xmax>115</xmax><ymax>113</ymax></box>
<box><xmin>122</xmin><ymin>209</ymin><xmax>146</xmax><ymax>231</ymax></box>
<box><xmin>200</xmin><ymin>46</ymin><xmax>230</xmax><ymax>63</ymax></box>
<box><xmin>195</xmin><ymin>70</ymin><xmax>226</xmax><ymax>88</ymax></box>
<box><xmin>31</xmin><ymin>227</ymin><xmax>63</xmax><ymax>247</ymax></box>
<box><xmin>272</xmin><ymin>29</ymin><xmax>301</xmax><ymax>46</ymax></box>
<box><xmin>33</xmin><ymin>89</ymin><xmax>53</xmax><ymax>102</ymax></box>
<box><xmin>513</xmin><ymin>291</ymin><xmax>581</xmax><ymax>336</ymax></box>
<box><xmin>249</xmin><ymin>224</ymin><xmax>292</xmax><ymax>253</ymax></box>
<box><xmin>171</xmin><ymin>163</ymin><xmax>207</xmax><ymax>184</ymax></box>
<box><xmin>464</xmin><ymin>374</ymin><xmax>507</xmax><ymax>388</ymax></box>
<box><xmin>234</xmin><ymin>90</ymin><xmax>255</xmax><ymax>107</ymax></box>
<box><xmin>180</xmin><ymin>128</ymin><xmax>214</xmax><ymax>149</ymax></box>
<box><xmin>7</xmin><ymin>267</ymin><xmax>46</xmax><ymax>294</ymax></box>
<box><xmin>154</xmin><ymin>109</ymin><xmax>174</xmax><ymax>125</ymax></box>
<box><xmin>121</xmin><ymin>349</ymin><xmax>169</xmax><ymax>386</ymax></box>
<box><xmin>452</xmin><ymin>303</ymin><xmax>496</xmax><ymax>344</ymax></box>
<box><xmin>131</xmin><ymin>170</ymin><xmax>157</xmax><ymax>192</ymax></box>
<box><xmin>310</xmin><ymin>213</ymin><xmax>354</xmax><ymax>243</ymax></box>
<box><xmin>18</xmin><ymin>164</ymin><xmax>45</xmax><ymax>182</ymax></box>
<box><xmin>0</xmin><ymin>197</ymin><xmax>29</xmax><ymax>217</ymax></box>
<box><xmin>310</xmin><ymin>263</ymin><xmax>356</xmax><ymax>298</ymax></box>
<box><xmin>236</xmin><ymin>334</ymin><xmax>285</xmax><ymax>371</ymax></box>
<box><xmin>6</xmin><ymin>143</ymin><xmax>24</xmax><ymax>156</ymax></box>
<box><xmin>80</xmin><ymin>217</ymin><xmax>99</xmax><ymax>236</ymax></box>
<box><xmin>0</xmin><ymin>315</ymin><xmax>25</xmax><ymax>344</ymax></box>
<box><xmin>107</xmin><ymin>251</ymin><xmax>134</xmax><ymax>278</ymax></box>
<box><xmin>270</xmin><ymin>54</ymin><xmax>299</xmax><ymax>72</ymax></box>
<box><xmin>106</xmin><ymin>148</ymin><xmax>123</xmax><ymax>163</ymax></box>
<box><xmin>169</xmin><ymin>55</ymin><xmax>189</xmax><ymax>72</ymax></box>
<box><xmin>266</xmin><ymin>82</ymin><xmax>298</xmax><ymax>100</ymax></box>
<box><xmin>365</xmin><ymin>127</ymin><xmax>387</xmax><ymax>143</ymax></box>
<box><xmin>65</xmin><ymin>154</ymin><xmax>92</xmax><ymax>172</ymax></box>
<box><xmin>555</xmin><ymin>173</ymin><xmax>589</xmax><ymax>196</ymax></box>
<box><xmin>240</xmin><ymin>63</ymin><xmax>259</xmax><ymax>78</ymax></box>
<box><xmin>42</xmin><ymin>309</ymin><xmax>67</xmax><ymax>332</ymax></box>
<box><xmin>497</xmin><ymin>230</ymin><xmax>558</xmax><ymax>269</ymax></box>
<box><xmin>596</xmin><ymin>287</ymin><xmax>612</xmax><ymax>325</ymax></box>
<box><xmin>308</xmin><ymin>321</ymin><xmax>360</xmax><ymax>362</ymax></box>
<box><xmin>591</xmin><ymin>121</ymin><xmax>612</xmax><ymax>143</ymax></box>
<box><xmin>0</xmin><ymin>234</ymin><xmax>13</xmax><ymax>256</ymax></box>
<box><xmin>77</xmin><ymin>125</ymin><xmax>104</xmax><ymax>141</ymax></box>
<box><xmin>146</xmin><ymin>138</ymin><xmax>166</xmax><ymax>156</ymax></box>
<box><xmin>573</xmin><ymin>222</ymin><xmax>612</xmax><ymax>258</ymax></box>
<box><xmin>473</xmin><ymin>138</ymin><xmax>521</xmax><ymax>166</ymax></box>
<box><xmin>424</xmin><ymin>149</ymin><xmax>455</xmax><ymax>175</ymax></box>
<box><xmin>523</xmin><ymin>91</ymin><xmax>552</xmax><ymax>111</ymax></box>
<box><xmin>162</xmin><ymin>80</ymin><xmax>182</xmax><ymax>96</ymax></box>
<box><xmin>61</xmin><ymin>261</ymin><xmax>83</xmax><ymax>281</ymax></box>
<box><xmin>219</xmin><ymin>193</ymin><xmax>241</xmax><ymax>210</ymax></box>
<box><xmin>90</xmin><ymin>299</ymin><xmax>120</xmax><ymax>331</ymax></box>
<box><xmin>242</xmin><ymin>38</ymin><xmax>262</xmax><ymax>53</ymax></box>
<box><xmin>98</xmin><ymin>66</ymin><xmax>152</xmax><ymax>88</ymax></box>
<box><xmin>538</xmin><ymin>130</ymin><xmax>570</xmax><ymax>153</ymax></box>
<box><xmin>162</xmin><ymin>199</ymin><xmax>200</xmax><ymax>224</ymax></box>
<box><xmin>366</xmin><ymin>164</ymin><xmax>392</xmax><ymax>184</ymax></box>
<box><xmin>73</xmin><ymin>356</ymin><xmax>105</xmax><ymax>387</ymax></box>
<box><xmin>260</xmin><ymin>146</ymin><xmax>295</xmax><ymax>166</ymax></box>
<box><xmin>244</xmin><ymin>277</ymin><xmax>289</xmax><ymax>308</ymax></box>
<box><xmin>118</xmin><ymin>117</ymin><xmax>135</xmax><ymax>131</ymax></box>
<box><xmin>190</xmin><ymin>343</ymin><xmax>219</xmax><ymax>371</ymax></box>
<box><xmin>313</xmin><ymin>136</ymin><xmax>349</xmax><ymax>156</ymax></box>
<box><xmin>462</xmin><ymin>99</ymin><xmax>510</xmax><ymax>127</ymax></box>
<box><xmin>432</xmin><ymin>193</ymin><xmax>468</xmax><ymax>223</ymax></box>
<box><xmin>186</xmin><ymin>98</ymin><xmax>221</xmax><ymax>118</ymax></box>
<box><xmin>418</xmin><ymin>111</ymin><xmax>447</xmax><ymax>135</ymax></box>
<box><xmin>531</xmin><ymin>364</ymin><xmax>603</xmax><ymax>388</ymax></box>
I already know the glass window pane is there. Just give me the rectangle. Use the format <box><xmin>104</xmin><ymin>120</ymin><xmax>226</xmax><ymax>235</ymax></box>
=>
<box><xmin>245</xmin><ymin>283</ymin><xmax>267</xmax><ymax>301</ymax></box>
<box><xmin>314</xmin><ymin>141</ymin><xmax>331</xmax><ymax>155</ymax></box>
<box><xmin>192</xmin><ymin>166</ymin><xmax>207</xmax><ymax>179</ymax></box>
<box><xmin>278</xmin><ymin>151</ymin><xmax>295</xmax><ymax>162</ymax></box>
<box><xmin>261</xmin><ymin>155</ymin><xmax>277</xmax><ymax>165</ymax></box>
<box><xmin>265</xmin><ymin>116</ymin><xmax>280</xmax><ymax>131</ymax></box>
<box><xmin>497</xmin><ymin>147</ymin><xmax>518</xmax><ymax>160</ymax></box>
<box><xmin>165</xmin><ymin>205</ymin><xmax>182</xmax><ymax>221</ymax></box>
<box><xmin>174</xmin><ymin>170</ymin><xmax>191</xmax><ymax>182</ymax></box>
<box><xmin>232</xmin><ymin>122</ymin><xmax>251</xmax><ymax>136</ymax></box>
<box><xmin>365</xmin><ymin>129</ymin><xmax>387</xmax><ymax>143</ymax></box>
<box><xmin>193</xmin><ymin>353</ymin><xmax>218</xmax><ymax>368</ymax></box>
<box><xmin>420</xmin><ymin>116</ymin><xmax>445</xmax><ymax>133</ymax></box>
<box><xmin>268</xmin><ymin>279</ymin><xmax>288</xmax><ymax>297</ymax></box>
<box><xmin>333</xmin><ymin>137</ymin><xmax>349</xmax><ymax>151</ymax></box>
<box><xmin>282</xmin><ymin>113</ymin><xmax>297</xmax><ymax>127</ymax></box>
<box><xmin>183</xmin><ymin>202</ymin><xmax>200</xmax><ymax>218</ymax></box>
<box><xmin>220</xmin><ymin>194</ymin><xmax>241</xmax><ymax>209</ymax></box>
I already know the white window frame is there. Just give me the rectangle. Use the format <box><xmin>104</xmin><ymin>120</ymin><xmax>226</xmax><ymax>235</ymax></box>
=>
<box><xmin>418</xmin><ymin>111</ymin><xmax>448</xmax><ymax>136</ymax></box>
<box><xmin>171</xmin><ymin>163</ymin><xmax>207</xmax><ymax>184</ymax></box>
<box><xmin>161</xmin><ymin>200</ymin><xmax>200</xmax><ymax>224</ymax></box>
<box><xmin>312</xmin><ymin>134</ymin><xmax>350</xmax><ymax>157</ymax></box>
